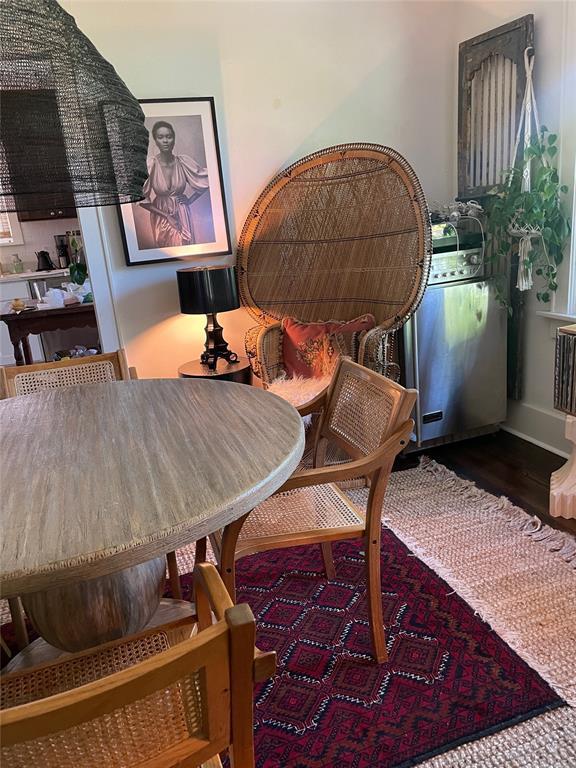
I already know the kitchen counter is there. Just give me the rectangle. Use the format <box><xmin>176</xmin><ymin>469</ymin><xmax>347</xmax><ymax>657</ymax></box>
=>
<box><xmin>0</xmin><ymin>268</ymin><xmax>70</xmax><ymax>283</ymax></box>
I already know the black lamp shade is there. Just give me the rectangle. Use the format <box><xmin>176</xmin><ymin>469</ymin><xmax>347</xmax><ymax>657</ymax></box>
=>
<box><xmin>0</xmin><ymin>0</ymin><xmax>148</xmax><ymax>212</ymax></box>
<box><xmin>178</xmin><ymin>266</ymin><xmax>240</xmax><ymax>315</ymax></box>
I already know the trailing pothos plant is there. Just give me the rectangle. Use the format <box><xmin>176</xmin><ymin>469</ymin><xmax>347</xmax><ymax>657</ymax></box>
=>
<box><xmin>485</xmin><ymin>127</ymin><xmax>571</xmax><ymax>305</ymax></box>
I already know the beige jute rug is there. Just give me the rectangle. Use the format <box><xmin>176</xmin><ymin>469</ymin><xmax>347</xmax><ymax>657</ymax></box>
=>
<box><xmin>350</xmin><ymin>458</ymin><xmax>576</xmax><ymax>706</ymax></box>
<box><xmin>347</xmin><ymin>458</ymin><xmax>576</xmax><ymax>768</ymax></box>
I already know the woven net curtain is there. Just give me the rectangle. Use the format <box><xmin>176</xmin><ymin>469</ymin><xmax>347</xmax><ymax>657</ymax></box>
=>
<box><xmin>0</xmin><ymin>0</ymin><xmax>148</xmax><ymax>212</ymax></box>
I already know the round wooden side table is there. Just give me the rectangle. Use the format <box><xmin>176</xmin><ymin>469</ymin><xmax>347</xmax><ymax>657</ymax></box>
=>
<box><xmin>178</xmin><ymin>357</ymin><xmax>252</xmax><ymax>385</ymax></box>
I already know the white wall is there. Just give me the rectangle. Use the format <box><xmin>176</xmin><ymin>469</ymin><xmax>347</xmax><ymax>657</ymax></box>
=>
<box><xmin>67</xmin><ymin>0</ymin><xmax>574</xmax><ymax>454</ymax></box>
<box><xmin>66</xmin><ymin>0</ymin><xmax>458</xmax><ymax>379</ymax></box>
<box><xmin>454</xmin><ymin>0</ymin><xmax>575</xmax><ymax>456</ymax></box>
<box><xmin>0</xmin><ymin>217</ymin><xmax>79</xmax><ymax>272</ymax></box>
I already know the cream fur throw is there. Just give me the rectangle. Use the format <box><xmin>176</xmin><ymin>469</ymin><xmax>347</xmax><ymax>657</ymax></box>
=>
<box><xmin>267</xmin><ymin>375</ymin><xmax>331</xmax><ymax>422</ymax></box>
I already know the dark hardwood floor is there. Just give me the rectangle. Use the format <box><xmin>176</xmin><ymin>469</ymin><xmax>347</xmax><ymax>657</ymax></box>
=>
<box><xmin>395</xmin><ymin>429</ymin><xmax>576</xmax><ymax>537</ymax></box>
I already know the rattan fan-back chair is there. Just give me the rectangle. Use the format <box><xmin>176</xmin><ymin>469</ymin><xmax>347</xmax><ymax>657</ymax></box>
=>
<box><xmin>210</xmin><ymin>358</ymin><xmax>417</xmax><ymax>663</ymax></box>
<box><xmin>237</xmin><ymin>143</ymin><xmax>431</xmax><ymax>387</ymax></box>
<box><xmin>0</xmin><ymin>563</ymin><xmax>276</xmax><ymax>768</ymax></box>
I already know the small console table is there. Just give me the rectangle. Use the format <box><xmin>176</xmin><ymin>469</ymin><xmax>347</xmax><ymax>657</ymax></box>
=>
<box><xmin>0</xmin><ymin>303</ymin><xmax>97</xmax><ymax>366</ymax></box>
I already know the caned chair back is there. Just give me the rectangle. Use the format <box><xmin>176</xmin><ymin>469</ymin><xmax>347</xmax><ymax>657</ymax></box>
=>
<box><xmin>318</xmin><ymin>357</ymin><xmax>416</xmax><ymax>463</ymax></box>
<box><xmin>0</xmin><ymin>349</ymin><xmax>132</xmax><ymax>397</ymax></box>
<box><xmin>0</xmin><ymin>564</ymin><xmax>272</xmax><ymax>768</ymax></box>
<box><xmin>237</xmin><ymin>144</ymin><xmax>431</xmax><ymax>329</ymax></box>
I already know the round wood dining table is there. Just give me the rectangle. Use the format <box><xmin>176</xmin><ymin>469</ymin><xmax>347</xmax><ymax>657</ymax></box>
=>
<box><xmin>0</xmin><ymin>379</ymin><xmax>304</xmax><ymax>658</ymax></box>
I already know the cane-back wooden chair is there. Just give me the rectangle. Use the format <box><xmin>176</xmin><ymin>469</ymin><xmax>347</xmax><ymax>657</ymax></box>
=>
<box><xmin>210</xmin><ymin>359</ymin><xmax>417</xmax><ymax>663</ymax></box>
<box><xmin>0</xmin><ymin>349</ymin><xmax>134</xmax><ymax>397</ymax></box>
<box><xmin>0</xmin><ymin>563</ymin><xmax>276</xmax><ymax>768</ymax></box>
<box><xmin>237</xmin><ymin>143</ymin><xmax>432</xmax><ymax>388</ymax></box>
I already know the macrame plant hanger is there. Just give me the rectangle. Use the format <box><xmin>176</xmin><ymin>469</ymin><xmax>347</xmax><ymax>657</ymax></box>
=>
<box><xmin>508</xmin><ymin>47</ymin><xmax>552</xmax><ymax>291</ymax></box>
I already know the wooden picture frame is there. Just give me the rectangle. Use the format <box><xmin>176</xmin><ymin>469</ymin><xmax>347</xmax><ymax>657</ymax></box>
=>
<box><xmin>118</xmin><ymin>97</ymin><xmax>232</xmax><ymax>266</ymax></box>
<box><xmin>0</xmin><ymin>211</ymin><xmax>24</xmax><ymax>247</ymax></box>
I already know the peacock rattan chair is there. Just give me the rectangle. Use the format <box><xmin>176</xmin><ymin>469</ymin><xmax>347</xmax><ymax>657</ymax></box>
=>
<box><xmin>237</xmin><ymin>143</ymin><xmax>431</xmax><ymax>387</ymax></box>
<box><xmin>0</xmin><ymin>563</ymin><xmax>276</xmax><ymax>768</ymax></box>
<box><xmin>209</xmin><ymin>358</ymin><xmax>417</xmax><ymax>663</ymax></box>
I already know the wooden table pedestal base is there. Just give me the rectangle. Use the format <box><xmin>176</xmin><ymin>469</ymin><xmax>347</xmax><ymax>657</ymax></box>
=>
<box><xmin>21</xmin><ymin>557</ymin><xmax>167</xmax><ymax>654</ymax></box>
<box><xmin>3</xmin><ymin>598</ymin><xmax>195</xmax><ymax>675</ymax></box>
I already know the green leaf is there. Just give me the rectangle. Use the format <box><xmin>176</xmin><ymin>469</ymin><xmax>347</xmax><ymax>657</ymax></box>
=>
<box><xmin>560</xmin><ymin>185</ymin><xmax>569</xmax><ymax>194</ymax></box>
<box><xmin>547</xmin><ymin>134</ymin><xmax>557</xmax><ymax>145</ymax></box>
<box><xmin>540</xmin><ymin>124</ymin><xmax>549</xmax><ymax>133</ymax></box>
<box><xmin>548</xmin><ymin>145</ymin><xmax>558</xmax><ymax>157</ymax></box>
<box><xmin>69</xmin><ymin>263</ymin><xmax>88</xmax><ymax>286</ymax></box>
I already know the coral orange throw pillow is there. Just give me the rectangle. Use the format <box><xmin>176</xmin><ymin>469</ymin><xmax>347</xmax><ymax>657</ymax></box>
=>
<box><xmin>282</xmin><ymin>315</ymin><xmax>375</xmax><ymax>378</ymax></box>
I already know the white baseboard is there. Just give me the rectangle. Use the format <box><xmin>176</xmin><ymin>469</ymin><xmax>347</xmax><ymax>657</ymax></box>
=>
<box><xmin>501</xmin><ymin>425</ymin><xmax>569</xmax><ymax>460</ymax></box>
<box><xmin>503</xmin><ymin>400</ymin><xmax>571</xmax><ymax>458</ymax></box>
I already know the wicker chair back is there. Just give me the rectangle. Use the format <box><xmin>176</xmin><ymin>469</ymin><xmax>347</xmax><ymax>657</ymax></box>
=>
<box><xmin>237</xmin><ymin>143</ymin><xmax>431</xmax><ymax>330</ymax></box>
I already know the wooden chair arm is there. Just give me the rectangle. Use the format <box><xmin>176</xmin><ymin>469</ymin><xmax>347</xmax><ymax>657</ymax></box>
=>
<box><xmin>296</xmin><ymin>386</ymin><xmax>328</xmax><ymax>417</ymax></box>
<box><xmin>194</xmin><ymin>563</ymin><xmax>276</xmax><ymax>683</ymax></box>
<box><xmin>254</xmin><ymin>648</ymin><xmax>277</xmax><ymax>682</ymax></box>
<box><xmin>277</xmin><ymin>419</ymin><xmax>414</xmax><ymax>492</ymax></box>
<box><xmin>193</xmin><ymin>563</ymin><xmax>233</xmax><ymax>622</ymax></box>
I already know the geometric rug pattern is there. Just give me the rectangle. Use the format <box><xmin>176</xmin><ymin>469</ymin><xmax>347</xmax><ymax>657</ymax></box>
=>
<box><xmin>178</xmin><ymin>530</ymin><xmax>563</xmax><ymax>767</ymax></box>
<box><xmin>1</xmin><ymin>459</ymin><xmax>571</xmax><ymax>767</ymax></box>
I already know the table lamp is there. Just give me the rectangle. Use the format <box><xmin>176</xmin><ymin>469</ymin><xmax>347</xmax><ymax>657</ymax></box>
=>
<box><xmin>177</xmin><ymin>265</ymin><xmax>240</xmax><ymax>371</ymax></box>
<box><xmin>551</xmin><ymin>324</ymin><xmax>575</xmax><ymax>518</ymax></box>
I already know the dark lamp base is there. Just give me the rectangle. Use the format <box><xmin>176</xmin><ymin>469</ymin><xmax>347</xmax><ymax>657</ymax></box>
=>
<box><xmin>200</xmin><ymin>312</ymin><xmax>239</xmax><ymax>371</ymax></box>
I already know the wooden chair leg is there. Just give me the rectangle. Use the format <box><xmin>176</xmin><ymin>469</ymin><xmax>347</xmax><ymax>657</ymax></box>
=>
<box><xmin>365</xmin><ymin>532</ymin><xmax>387</xmax><ymax>663</ymax></box>
<box><xmin>0</xmin><ymin>635</ymin><xmax>11</xmax><ymax>657</ymax></box>
<box><xmin>8</xmin><ymin>597</ymin><xmax>29</xmax><ymax>651</ymax></box>
<box><xmin>193</xmin><ymin>571</ymin><xmax>213</xmax><ymax>632</ymax></box>
<box><xmin>219</xmin><ymin>513</ymin><xmax>250</xmax><ymax>602</ymax></box>
<box><xmin>195</xmin><ymin>537</ymin><xmax>207</xmax><ymax>564</ymax></box>
<box><xmin>166</xmin><ymin>551</ymin><xmax>182</xmax><ymax>600</ymax></box>
<box><xmin>321</xmin><ymin>542</ymin><xmax>336</xmax><ymax>580</ymax></box>
<box><xmin>228</xmin><ymin>603</ymin><xmax>257</xmax><ymax>768</ymax></box>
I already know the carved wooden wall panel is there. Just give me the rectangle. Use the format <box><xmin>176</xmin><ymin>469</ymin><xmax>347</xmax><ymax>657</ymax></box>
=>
<box><xmin>458</xmin><ymin>15</ymin><xmax>534</xmax><ymax>199</ymax></box>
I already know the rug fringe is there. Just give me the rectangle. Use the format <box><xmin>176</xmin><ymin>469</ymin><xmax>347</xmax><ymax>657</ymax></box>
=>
<box><xmin>420</xmin><ymin>457</ymin><xmax>576</xmax><ymax>568</ymax></box>
<box><xmin>379</xmin><ymin>458</ymin><xmax>576</xmax><ymax>706</ymax></box>
<box><xmin>381</xmin><ymin>520</ymin><xmax>576</xmax><ymax>703</ymax></box>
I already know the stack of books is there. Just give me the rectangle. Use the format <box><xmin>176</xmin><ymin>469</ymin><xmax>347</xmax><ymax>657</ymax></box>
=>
<box><xmin>554</xmin><ymin>324</ymin><xmax>576</xmax><ymax>417</ymax></box>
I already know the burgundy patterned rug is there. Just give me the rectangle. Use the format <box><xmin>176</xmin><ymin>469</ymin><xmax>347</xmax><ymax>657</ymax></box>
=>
<box><xmin>1</xmin><ymin>529</ymin><xmax>563</xmax><ymax>768</ymax></box>
<box><xmin>181</xmin><ymin>530</ymin><xmax>563</xmax><ymax>768</ymax></box>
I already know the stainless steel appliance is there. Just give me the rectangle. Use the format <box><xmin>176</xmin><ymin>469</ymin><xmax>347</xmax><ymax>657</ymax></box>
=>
<box><xmin>403</xmin><ymin>247</ymin><xmax>507</xmax><ymax>448</ymax></box>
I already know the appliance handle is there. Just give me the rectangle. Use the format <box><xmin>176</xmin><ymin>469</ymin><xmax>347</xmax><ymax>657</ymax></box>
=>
<box><xmin>411</xmin><ymin>311</ymin><xmax>422</xmax><ymax>447</ymax></box>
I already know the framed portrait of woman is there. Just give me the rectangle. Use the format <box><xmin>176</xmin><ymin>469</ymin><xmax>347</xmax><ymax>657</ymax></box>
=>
<box><xmin>118</xmin><ymin>97</ymin><xmax>232</xmax><ymax>266</ymax></box>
